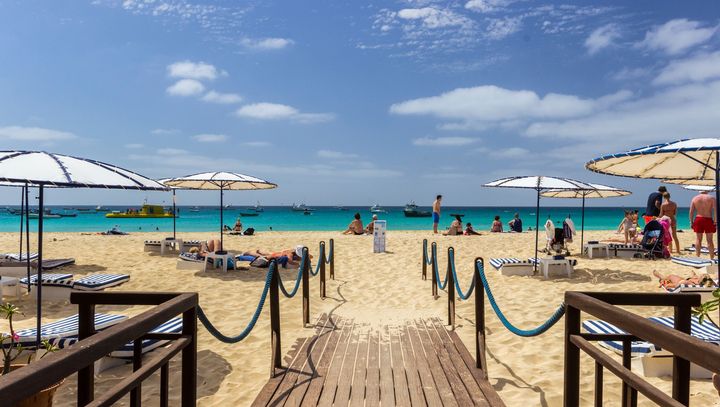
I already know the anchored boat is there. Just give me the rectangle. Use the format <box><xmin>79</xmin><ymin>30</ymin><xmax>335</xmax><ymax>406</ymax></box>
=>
<box><xmin>106</xmin><ymin>204</ymin><xmax>174</xmax><ymax>218</ymax></box>
<box><xmin>403</xmin><ymin>202</ymin><xmax>432</xmax><ymax>217</ymax></box>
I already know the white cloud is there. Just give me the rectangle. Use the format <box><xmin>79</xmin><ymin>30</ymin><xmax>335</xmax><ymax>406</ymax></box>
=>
<box><xmin>192</xmin><ymin>134</ymin><xmax>227</xmax><ymax>143</ymax></box>
<box><xmin>653</xmin><ymin>51</ymin><xmax>720</xmax><ymax>85</ymax></box>
<box><xmin>242</xmin><ymin>141</ymin><xmax>271</xmax><ymax>147</ymax></box>
<box><xmin>413</xmin><ymin>136</ymin><xmax>478</xmax><ymax>146</ymax></box>
<box><xmin>638</xmin><ymin>19</ymin><xmax>717</xmax><ymax>55</ymax></box>
<box><xmin>397</xmin><ymin>7</ymin><xmax>473</xmax><ymax>29</ymax></box>
<box><xmin>167</xmin><ymin>60</ymin><xmax>223</xmax><ymax>80</ymax></box>
<box><xmin>235</xmin><ymin>103</ymin><xmax>334</xmax><ymax>123</ymax></box>
<box><xmin>585</xmin><ymin>24</ymin><xmax>620</xmax><ymax>55</ymax></box>
<box><xmin>390</xmin><ymin>85</ymin><xmax>633</xmax><ymax>129</ymax></box>
<box><xmin>201</xmin><ymin>90</ymin><xmax>242</xmax><ymax>104</ymax></box>
<box><xmin>157</xmin><ymin>148</ymin><xmax>188</xmax><ymax>155</ymax></box>
<box><xmin>611</xmin><ymin>67</ymin><xmax>651</xmax><ymax>81</ymax></box>
<box><xmin>240</xmin><ymin>37</ymin><xmax>294</xmax><ymax>50</ymax></box>
<box><xmin>465</xmin><ymin>0</ymin><xmax>515</xmax><ymax>13</ymax></box>
<box><xmin>495</xmin><ymin>147</ymin><xmax>529</xmax><ymax>158</ymax></box>
<box><xmin>485</xmin><ymin>17</ymin><xmax>522</xmax><ymax>40</ymax></box>
<box><xmin>0</xmin><ymin>126</ymin><xmax>76</xmax><ymax>141</ymax></box>
<box><xmin>124</xmin><ymin>143</ymin><xmax>144</xmax><ymax>149</ymax></box>
<box><xmin>166</xmin><ymin>79</ymin><xmax>205</xmax><ymax>96</ymax></box>
<box><xmin>151</xmin><ymin>128</ymin><xmax>179</xmax><ymax>135</ymax></box>
<box><xmin>317</xmin><ymin>150</ymin><xmax>359</xmax><ymax>159</ymax></box>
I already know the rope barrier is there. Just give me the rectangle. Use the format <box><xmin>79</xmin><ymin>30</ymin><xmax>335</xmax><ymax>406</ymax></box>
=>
<box><xmin>278</xmin><ymin>266</ymin><xmax>303</xmax><ymax>298</ymax></box>
<box><xmin>476</xmin><ymin>260</ymin><xmax>566</xmax><ymax>337</ymax></box>
<box><xmin>448</xmin><ymin>249</ymin><xmax>475</xmax><ymax>300</ymax></box>
<box><xmin>197</xmin><ymin>263</ymin><xmax>275</xmax><ymax>343</ymax></box>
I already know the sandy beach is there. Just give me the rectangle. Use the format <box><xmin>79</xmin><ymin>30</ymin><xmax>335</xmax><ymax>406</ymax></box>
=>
<box><xmin>1</xmin><ymin>229</ymin><xmax>718</xmax><ymax>406</ymax></box>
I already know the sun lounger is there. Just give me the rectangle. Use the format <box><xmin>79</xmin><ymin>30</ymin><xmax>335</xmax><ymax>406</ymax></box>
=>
<box><xmin>144</xmin><ymin>239</ymin><xmax>202</xmax><ymax>252</ymax></box>
<box><xmin>21</xmin><ymin>273</ymin><xmax>130</xmax><ymax>300</ymax></box>
<box><xmin>0</xmin><ymin>258</ymin><xmax>75</xmax><ymax>278</ymax></box>
<box><xmin>529</xmin><ymin>257</ymin><xmax>577</xmax><ymax>278</ymax></box>
<box><xmin>583</xmin><ymin>316</ymin><xmax>720</xmax><ymax>378</ymax></box>
<box><xmin>489</xmin><ymin>258</ymin><xmax>534</xmax><ymax>276</ymax></box>
<box><xmin>684</xmin><ymin>245</ymin><xmax>718</xmax><ymax>255</ymax></box>
<box><xmin>2</xmin><ymin>252</ymin><xmax>38</xmax><ymax>261</ymax></box>
<box><xmin>607</xmin><ymin>243</ymin><xmax>644</xmax><ymax>258</ymax></box>
<box><xmin>177</xmin><ymin>252</ymin><xmax>208</xmax><ymax>270</ymax></box>
<box><xmin>6</xmin><ymin>313</ymin><xmax>127</xmax><ymax>349</ymax></box>
<box><xmin>671</xmin><ymin>256</ymin><xmax>719</xmax><ymax>268</ymax></box>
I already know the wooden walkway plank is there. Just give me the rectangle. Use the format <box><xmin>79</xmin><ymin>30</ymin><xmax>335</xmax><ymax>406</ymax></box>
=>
<box><xmin>349</xmin><ymin>330</ymin><xmax>369</xmax><ymax>406</ymax></box>
<box><xmin>390</xmin><ymin>326</ymin><xmax>412</xmax><ymax>407</ymax></box>
<box><xmin>427</xmin><ymin>319</ymin><xmax>489</xmax><ymax>407</ymax></box>
<box><xmin>267</xmin><ymin>330</ymin><xmax>321</xmax><ymax>405</ymax></box>
<box><xmin>365</xmin><ymin>331</ymin><xmax>380</xmax><ymax>406</ymax></box>
<box><xmin>446</xmin><ymin>329</ymin><xmax>506</xmax><ymax>407</ymax></box>
<box><xmin>251</xmin><ymin>336</ymin><xmax>309</xmax><ymax>407</ymax></box>
<box><xmin>405</xmin><ymin>321</ymin><xmax>446</xmax><ymax>407</ymax></box>
<box><xmin>379</xmin><ymin>327</ymin><xmax>395</xmax><ymax>407</ymax></box>
<box><xmin>399</xmin><ymin>323</ymin><xmax>429</xmax><ymax>407</ymax></box>
<box><xmin>412</xmin><ymin>319</ymin><xmax>459</xmax><ymax>407</ymax></box>
<box><xmin>331</xmin><ymin>324</ymin><xmax>360</xmax><ymax>405</ymax></box>
<box><xmin>301</xmin><ymin>316</ymin><xmax>347</xmax><ymax>406</ymax></box>
<box><xmin>316</xmin><ymin>318</ymin><xmax>355</xmax><ymax>407</ymax></box>
<box><xmin>283</xmin><ymin>315</ymin><xmax>337</xmax><ymax>407</ymax></box>
<box><xmin>421</xmin><ymin>319</ymin><xmax>476</xmax><ymax>407</ymax></box>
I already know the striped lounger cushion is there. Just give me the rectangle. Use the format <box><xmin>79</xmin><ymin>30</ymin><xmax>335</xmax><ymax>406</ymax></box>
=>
<box><xmin>179</xmin><ymin>252</ymin><xmax>205</xmax><ymax>263</ymax></box>
<box><xmin>144</xmin><ymin>240</ymin><xmax>161</xmax><ymax>246</ymax></box>
<box><xmin>489</xmin><ymin>258</ymin><xmax>530</xmax><ymax>270</ymax></box>
<box><xmin>3</xmin><ymin>252</ymin><xmax>38</xmax><ymax>261</ymax></box>
<box><xmin>671</xmin><ymin>257</ymin><xmax>719</xmax><ymax>268</ymax></box>
<box><xmin>684</xmin><ymin>246</ymin><xmax>718</xmax><ymax>255</ymax></box>
<box><xmin>648</xmin><ymin>316</ymin><xmax>720</xmax><ymax>344</ymax></box>
<box><xmin>664</xmin><ymin>283</ymin><xmax>719</xmax><ymax>293</ymax></box>
<box><xmin>528</xmin><ymin>258</ymin><xmax>578</xmax><ymax>266</ymax></box>
<box><xmin>608</xmin><ymin>243</ymin><xmax>643</xmax><ymax>250</ymax></box>
<box><xmin>146</xmin><ymin>240</ymin><xmax>202</xmax><ymax>246</ymax></box>
<box><xmin>582</xmin><ymin>320</ymin><xmax>657</xmax><ymax>356</ymax></box>
<box><xmin>72</xmin><ymin>274</ymin><xmax>130</xmax><ymax>291</ymax></box>
<box><xmin>20</xmin><ymin>273</ymin><xmax>74</xmax><ymax>287</ymax></box>
<box><xmin>8</xmin><ymin>313</ymin><xmax>127</xmax><ymax>348</ymax></box>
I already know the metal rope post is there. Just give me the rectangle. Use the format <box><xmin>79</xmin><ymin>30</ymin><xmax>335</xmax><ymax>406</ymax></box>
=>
<box><xmin>302</xmin><ymin>247</ymin><xmax>310</xmax><ymax>327</ymax></box>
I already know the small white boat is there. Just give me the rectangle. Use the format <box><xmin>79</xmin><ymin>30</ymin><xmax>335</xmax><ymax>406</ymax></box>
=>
<box><xmin>190</xmin><ymin>206</ymin><xmax>200</xmax><ymax>213</ymax></box>
<box><xmin>370</xmin><ymin>204</ymin><xmax>387</xmax><ymax>213</ymax></box>
<box><xmin>292</xmin><ymin>203</ymin><xmax>314</xmax><ymax>212</ymax></box>
<box><xmin>253</xmin><ymin>201</ymin><xmax>264</xmax><ymax>212</ymax></box>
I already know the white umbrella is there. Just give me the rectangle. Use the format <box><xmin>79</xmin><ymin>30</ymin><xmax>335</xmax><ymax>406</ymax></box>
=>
<box><xmin>162</xmin><ymin>172</ymin><xmax>277</xmax><ymax>249</ymax></box>
<box><xmin>483</xmin><ymin>176</ymin><xmax>592</xmax><ymax>270</ymax></box>
<box><xmin>542</xmin><ymin>183</ymin><xmax>631</xmax><ymax>248</ymax></box>
<box><xmin>586</xmin><ymin>138</ymin><xmax>720</xmax><ymax>280</ymax></box>
<box><xmin>0</xmin><ymin>151</ymin><xmax>167</xmax><ymax>347</ymax></box>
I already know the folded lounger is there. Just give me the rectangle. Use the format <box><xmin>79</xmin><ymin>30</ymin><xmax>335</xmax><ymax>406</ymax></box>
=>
<box><xmin>21</xmin><ymin>273</ymin><xmax>130</xmax><ymax>301</ymax></box>
<box><xmin>684</xmin><ymin>245</ymin><xmax>718</xmax><ymax>255</ymax></box>
<box><xmin>144</xmin><ymin>240</ymin><xmax>202</xmax><ymax>252</ymax></box>
<box><xmin>5</xmin><ymin>313</ymin><xmax>127</xmax><ymax>349</ymax></box>
<box><xmin>0</xmin><ymin>258</ymin><xmax>75</xmax><ymax>278</ymax></box>
<box><xmin>49</xmin><ymin>317</ymin><xmax>183</xmax><ymax>373</ymax></box>
<box><xmin>2</xmin><ymin>252</ymin><xmax>38</xmax><ymax>261</ymax></box>
<box><xmin>607</xmin><ymin>243</ymin><xmax>644</xmax><ymax>258</ymax></box>
<box><xmin>177</xmin><ymin>252</ymin><xmax>208</xmax><ymax>270</ymax></box>
<box><xmin>582</xmin><ymin>316</ymin><xmax>720</xmax><ymax>378</ymax></box>
<box><xmin>489</xmin><ymin>258</ymin><xmax>535</xmax><ymax>276</ymax></box>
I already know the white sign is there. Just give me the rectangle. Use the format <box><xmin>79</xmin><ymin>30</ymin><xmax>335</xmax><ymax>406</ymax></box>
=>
<box><xmin>373</xmin><ymin>220</ymin><xmax>387</xmax><ymax>253</ymax></box>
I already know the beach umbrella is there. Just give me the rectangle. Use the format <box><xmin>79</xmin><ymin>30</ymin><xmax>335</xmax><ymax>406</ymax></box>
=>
<box><xmin>541</xmin><ymin>183</ymin><xmax>631</xmax><ymax>248</ymax></box>
<box><xmin>0</xmin><ymin>151</ymin><xmax>167</xmax><ymax>348</ymax></box>
<box><xmin>483</xmin><ymin>176</ymin><xmax>592</xmax><ymax>271</ymax></box>
<box><xmin>162</xmin><ymin>172</ymin><xmax>277</xmax><ymax>250</ymax></box>
<box><xmin>586</xmin><ymin>138</ymin><xmax>720</xmax><ymax>282</ymax></box>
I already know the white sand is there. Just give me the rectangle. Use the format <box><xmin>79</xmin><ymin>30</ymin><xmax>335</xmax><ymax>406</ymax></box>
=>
<box><xmin>0</xmin><ymin>230</ymin><xmax>718</xmax><ymax>406</ymax></box>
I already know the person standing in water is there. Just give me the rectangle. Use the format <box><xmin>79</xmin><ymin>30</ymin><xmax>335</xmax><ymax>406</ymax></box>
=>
<box><xmin>432</xmin><ymin>195</ymin><xmax>442</xmax><ymax>234</ymax></box>
<box><xmin>689</xmin><ymin>190</ymin><xmax>717</xmax><ymax>259</ymax></box>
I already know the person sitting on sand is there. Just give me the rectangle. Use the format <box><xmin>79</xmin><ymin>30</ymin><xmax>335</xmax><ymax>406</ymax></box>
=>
<box><xmin>652</xmin><ymin>270</ymin><xmax>717</xmax><ymax>289</ymax></box>
<box><xmin>233</xmin><ymin>219</ymin><xmax>243</xmax><ymax>233</ymax></box>
<box><xmin>366</xmin><ymin>214</ymin><xmax>378</xmax><ymax>234</ymax></box>
<box><xmin>464</xmin><ymin>222</ymin><xmax>481</xmax><ymax>235</ymax></box>
<box><xmin>443</xmin><ymin>215</ymin><xmax>463</xmax><ymax>235</ymax></box>
<box><xmin>343</xmin><ymin>213</ymin><xmax>365</xmax><ymax>235</ymax></box>
<box><xmin>508</xmin><ymin>213</ymin><xmax>523</xmax><ymax>233</ymax></box>
<box><xmin>617</xmin><ymin>210</ymin><xmax>637</xmax><ymax>244</ymax></box>
<box><xmin>491</xmin><ymin>216</ymin><xmax>503</xmax><ymax>233</ymax></box>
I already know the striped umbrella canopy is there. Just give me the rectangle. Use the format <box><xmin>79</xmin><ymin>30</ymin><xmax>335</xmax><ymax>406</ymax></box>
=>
<box><xmin>484</xmin><ymin>176</ymin><xmax>593</xmax><ymax>270</ymax></box>
<box><xmin>162</xmin><ymin>172</ymin><xmax>277</xmax><ymax>249</ymax></box>
<box><xmin>0</xmin><ymin>151</ymin><xmax>167</xmax><ymax>348</ymax></box>
<box><xmin>542</xmin><ymin>183</ymin><xmax>631</xmax><ymax>248</ymax></box>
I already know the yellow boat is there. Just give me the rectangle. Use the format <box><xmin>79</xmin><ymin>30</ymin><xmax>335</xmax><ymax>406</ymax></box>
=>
<box><xmin>105</xmin><ymin>204</ymin><xmax>175</xmax><ymax>218</ymax></box>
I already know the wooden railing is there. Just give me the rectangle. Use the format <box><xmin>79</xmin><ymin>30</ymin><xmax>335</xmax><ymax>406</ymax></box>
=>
<box><xmin>0</xmin><ymin>291</ymin><xmax>198</xmax><ymax>407</ymax></box>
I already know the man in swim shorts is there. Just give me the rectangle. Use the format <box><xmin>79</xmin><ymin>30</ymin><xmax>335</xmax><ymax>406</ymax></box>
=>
<box><xmin>689</xmin><ymin>190</ymin><xmax>717</xmax><ymax>259</ymax></box>
<box><xmin>432</xmin><ymin>194</ymin><xmax>442</xmax><ymax>234</ymax></box>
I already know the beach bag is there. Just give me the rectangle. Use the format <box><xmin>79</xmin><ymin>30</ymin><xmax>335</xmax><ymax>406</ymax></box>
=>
<box><xmin>244</xmin><ymin>227</ymin><xmax>255</xmax><ymax>236</ymax></box>
<box><xmin>250</xmin><ymin>256</ymin><xmax>269</xmax><ymax>268</ymax></box>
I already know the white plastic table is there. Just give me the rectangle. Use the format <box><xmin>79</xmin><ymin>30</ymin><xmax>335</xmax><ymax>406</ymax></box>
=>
<box><xmin>160</xmin><ymin>239</ymin><xmax>184</xmax><ymax>255</ymax></box>
<box><xmin>583</xmin><ymin>243</ymin><xmax>610</xmax><ymax>259</ymax></box>
<box><xmin>537</xmin><ymin>258</ymin><xmax>574</xmax><ymax>279</ymax></box>
<box><xmin>0</xmin><ymin>277</ymin><xmax>20</xmax><ymax>300</ymax></box>
<box><xmin>204</xmin><ymin>252</ymin><xmax>234</xmax><ymax>273</ymax></box>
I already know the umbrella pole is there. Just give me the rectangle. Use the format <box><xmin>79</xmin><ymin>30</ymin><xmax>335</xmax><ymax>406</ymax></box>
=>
<box><xmin>220</xmin><ymin>186</ymin><xmax>224</xmax><ymax>251</ymax></box>
<box><xmin>36</xmin><ymin>185</ymin><xmax>44</xmax><ymax>349</ymax></box>
<box><xmin>173</xmin><ymin>189</ymin><xmax>176</xmax><ymax>240</ymax></box>
<box><xmin>535</xmin><ymin>189</ymin><xmax>540</xmax><ymax>272</ymax></box>
<box><xmin>19</xmin><ymin>185</ymin><xmax>24</xmax><ymax>264</ymax></box>
<box><xmin>715</xmin><ymin>152</ymin><xmax>719</xmax><ymax>284</ymax></box>
<box><xmin>25</xmin><ymin>185</ymin><xmax>30</xmax><ymax>293</ymax></box>
<box><xmin>581</xmin><ymin>194</ymin><xmax>586</xmax><ymax>252</ymax></box>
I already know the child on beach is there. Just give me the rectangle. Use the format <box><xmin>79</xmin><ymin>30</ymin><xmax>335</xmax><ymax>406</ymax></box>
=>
<box><xmin>464</xmin><ymin>223</ymin><xmax>481</xmax><ymax>235</ymax></box>
<box><xmin>491</xmin><ymin>216</ymin><xmax>503</xmax><ymax>232</ymax></box>
<box><xmin>616</xmin><ymin>210</ymin><xmax>637</xmax><ymax>244</ymax></box>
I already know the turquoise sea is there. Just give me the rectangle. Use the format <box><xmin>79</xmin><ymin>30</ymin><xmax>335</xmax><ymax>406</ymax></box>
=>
<box><xmin>0</xmin><ymin>205</ymin><xmax>693</xmax><ymax>233</ymax></box>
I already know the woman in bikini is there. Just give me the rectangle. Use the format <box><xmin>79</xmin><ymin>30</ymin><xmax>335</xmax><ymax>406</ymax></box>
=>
<box><xmin>652</xmin><ymin>269</ymin><xmax>717</xmax><ymax>289</ymax></box>
<box><xmin>660</xmin><ymin>191</ymin><xmax>681</xmax><ymax>255</ymax></box>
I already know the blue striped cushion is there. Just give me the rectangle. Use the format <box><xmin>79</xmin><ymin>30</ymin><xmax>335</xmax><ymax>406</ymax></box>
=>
<box><xmin>8</xmin><ymin>313</ymin><xmax>127</xmax><ymax>348</ymax></box>
<box><xmin>582</xmin><ymin>320</ymin><xmax>656</xmax><ymax>355</ymax></box>
<box><xmin>72</xmin><ymin>274</ymin><xmax>130</xmax><ymax>291</ymax></box>
<box><xmin>3</xmin><ymin>252</ymin><xmax>38</xmax><ymax>261</ymax></box>
<box><xmin>111</xmin><ymin>317</ymin><xmax>183</xmax><ymax>358</ymax></box>
<box><xmin>671</xmin><ymin>256</ymin><xmax>718</xmax><ymax>268</ymax></box>
<box><xmin>20</xmin><ymin>273</ymin><xmax>73</xmax><ymax>287</ymax></box>
<box><xmin>648</xmin><ymin>316</ymin><xmax>720</xmax><ymax>343</ymax></box>
<box><xmin>608</xmin><ymin>243</ymin><xmax>642</xmax><ymax>250</ymax></box>
<box><xmin>144</xmin><ymin>240</ymin><xmax>161</xmax><ymax>246</ymax></box>
<box><xmin>489</xmin><ymin>258</ymin><xmax>527</xmax><ymax>270</ymax></box>
<box><xmin>684</xmin><ymin>246</ymin><xmax>718</xmax><ymax>255</ymax></box>
<box><xmin>664</xmin><ymin>282</ymin><xmax>718</xmax><ymax>293</ymax></box>
<box><xmin>529</xmin><ymin>258</ymin><xmax>578</xmax><ymax>266</ymax></box>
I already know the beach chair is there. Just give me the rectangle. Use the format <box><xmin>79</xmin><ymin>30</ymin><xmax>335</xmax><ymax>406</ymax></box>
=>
<box><xmin>1</xmin><ymin>252</ymin><xmax>38</xmax><ymax>261</ymax></box>
<box><xmin>0</xmin><ymin>258</ymin><xmax>75</xmax><ymax>278</ymax></box>
<box><xmin>582</xmin><ymin>316</ymin><xmax>720</xmax><ymax>378</ymax></box>
<box><xmin>48</xmin><ymin>317</ymin><xmax>183</xmax><ymax>373</ymax></box>
<box><xmin>671</xmin><ymin>256</ymin><xmax>719</xmax><ymax>276</ymax></box>
<box><xmin>684</xmin><ymin>245</ymin><xmax>718</xmax><ymax>255</ymax></box>
<box><xmin>489</xmin><ymin>258</ymin><xmax>534</xmax><ymax>276</ymax></box>
<box><xmin>144</xmin><ymin>239</ymin><xmax>202</xmax><ymax>252</ymax></box>
<box><xmin>607</xmin><ymin>243</ymin><xmax>644</xmax><ymax>258</ymax></box>
<box><xmin>5</xmin><ymin>313</ymin><xmax>127</xmax><ymax>349</ymax></box>
<box><xmin>21</xmin><ymin>273</ymin><xmax>130</xmax><ymax>301</ymax></box>
<box><xmin>177</xmin><ymin>252</ymin><xmax>208</xmax><ymax>270</ymax></box>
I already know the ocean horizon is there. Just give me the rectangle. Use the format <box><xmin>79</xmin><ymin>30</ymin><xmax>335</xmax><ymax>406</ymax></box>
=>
<box><xmin>0</xmin><ymin>205</ymin><xmax>692</xmax><ymax>233</ymax></box>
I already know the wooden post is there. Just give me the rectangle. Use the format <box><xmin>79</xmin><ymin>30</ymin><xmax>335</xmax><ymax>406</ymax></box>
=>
<box><xmin>422</xmin><ymin>239</ymin><xmax>427</xmax><ymax>280</ymax></box>
<box><xmin>474</xmin><ymin>258</ymin><xmax>487</xmax><ymax>375</ymax></box>
<box><xmin>270</xmin><ymin>262</ymin><xmax>282</xmax><ymax>376</ymax></box>
<box><xmin>447</xmin><ymin>248</ymin><xmax>455</xmax><ymax>329</ymax></box>
<box><xmin>77</xmin><ymin>303</ymin><xmax>96</xmax><ymax>406</ymax></box>
<box><xmin>563</xmin><ymin>303</ymin><xmax>581</xmax><ymax>407</ymax></box>
<box><xmin>302</xmin><ymin>247</ymin><xmax>310</xmax><ymax>327</ymax></box>
<box><xmin>431</xmin><ymin>244</ymin><xmax>438</xmax><ymax>299</ymax></box>
<box><xmin>130</xmin><ymin>338</ymin><xmax>142</xmax><ymax>407</ymax></box>
<box><xmin>160</xmin><ymin>363</ymin><xmax>169</xmax><ymax>407</ymax></box>
<box><xmin>672</xmin><ymin>304</ymin><xmax>692</xmax><ymax>404</ymax></box>
<box><xmin>622</xmin><ymin>338</ymin><xmax>631</xmax><ymax>407</ymax></box>
<box><xmin>181</xmin><ymin>305</ymin><xmax>197</xmax><ymax>407</ymax></box>
<box><xmin>329</xmin><ymin>239</ymin><xmax>335</xmax><ymax>280</ymax></box>
<box><xmin>319</xmin><ymin>242</ymin><xmax>326</xmax><ymax>299</ymax></box>
<box><xmin>594</xmin><ymin>361</ymin><xmax>603</xmax><ymax>407</ymax></box>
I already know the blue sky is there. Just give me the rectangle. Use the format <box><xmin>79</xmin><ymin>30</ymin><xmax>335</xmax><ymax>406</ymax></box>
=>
<box><xmin>0</xmin><ymin>0</ymin><xmax>719</xmax><ymax>206</ymax></box>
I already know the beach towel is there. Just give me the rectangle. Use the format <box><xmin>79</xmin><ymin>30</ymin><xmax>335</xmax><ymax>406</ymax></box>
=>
<box><xmin>563</xmin><ymin>220</ymin><xmax>574</xmax><ymax>243</ymax></box>
<box><xmin>671</xmin><ymin>256</ymin><xmax>719</xmax><ymax>268</ymax></box>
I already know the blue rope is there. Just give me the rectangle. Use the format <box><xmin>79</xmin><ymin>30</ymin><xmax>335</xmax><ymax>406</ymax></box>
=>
<box><xmin>476</xmin><ymin>260</ymin><xmax>565</xmax><ymax>337</ymax></box>
<box><xmin>434</xmin><ymin>247</ymin><xmax>448</xmax><ymax>290</ymax></box>
<box><xmin>325</xmin><ymin>241</ymin><xmax>333</xmax><ymax>264</ymax></box>
<box><xmin>423</xmin><ymin>240</ymin><xmax>434</xmax><ymax>265</ymax></box>
<box><xmin>448</xmin><ymin>250</ymin><xmax>475</xmax><ymax>300</ymax></box>
<box><xmin>278</xmin><ymin>266</ymin><xmax>303</xmax><ymax>298</ymax></box>
<box><xmin>310</xmin><ymin>244</ymin><xmax>323</xmax><ymax>276</ymax></box>
<box><xmin>197</xmin><ymin>263</ymin><xmax>275</xmax><ymax>343</ymax></box>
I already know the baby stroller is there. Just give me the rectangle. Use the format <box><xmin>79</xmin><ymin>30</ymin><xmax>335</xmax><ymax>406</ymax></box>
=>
<box><xmin>640</xmin><ymin>219</ymin><xmax>666</xmax><ymax>259</ymax></box>
<box><xmin>546</xmin><ymin>223</ymin><xmax>570</xmax><ymax>256</ymax></box>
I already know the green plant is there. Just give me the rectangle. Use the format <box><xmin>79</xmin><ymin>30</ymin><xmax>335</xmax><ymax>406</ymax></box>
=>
<box><xmin>692</xmin><ymin>288</ymin><xmax>720</xmax><ymax>327</ymax></box>
<box><xmin>1</xmin><ymin>302</ymin><xmax>59</xmax><ymax>376</ymax></box>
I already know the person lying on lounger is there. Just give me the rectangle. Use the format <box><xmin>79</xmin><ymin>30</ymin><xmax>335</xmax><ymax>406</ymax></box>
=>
<box><xmin>243</xmin><ymin>245</ymin><xmax>312</xmax><ymax>267</ymax></box>
<box><xmin>652</xmin><ymin>270</ymin><xmax>717</xmax><ymax>289</ymax></box>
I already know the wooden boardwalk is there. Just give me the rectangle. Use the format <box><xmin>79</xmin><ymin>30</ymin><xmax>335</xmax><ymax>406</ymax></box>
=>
<box><xmin>252</xmin><ymin>314</ymin><xmax>504</xmax><ymax>407</ymax></box>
